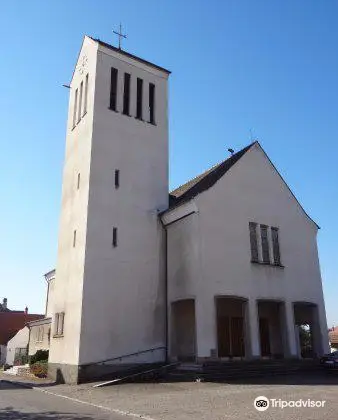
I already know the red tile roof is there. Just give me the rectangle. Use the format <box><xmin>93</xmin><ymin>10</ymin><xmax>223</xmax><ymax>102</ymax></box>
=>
<box><xmin>0</xmin><ymin>312</ymin><xmax>44</xmax><ymax>345</ymax></box>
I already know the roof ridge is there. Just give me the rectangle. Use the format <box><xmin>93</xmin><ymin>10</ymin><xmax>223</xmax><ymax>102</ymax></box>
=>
<box><xmin>170</xmin><ymin>143</ymin><xmax>255</xmax><ymax>202</ymax></box>
<box><xmin>89</xmin><ymin>36</ymin><xmax>171</xmax><ymax>74</ymax></box>
<box><xmin>170</xmin><ymin>160</ymin><xmax>224</xmax><ymax>196</ymax></box>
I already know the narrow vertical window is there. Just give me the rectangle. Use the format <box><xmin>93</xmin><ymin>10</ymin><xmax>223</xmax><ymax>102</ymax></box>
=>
<box><xmin>83</xmin><ymin>73</ymin><xmax>89</xmax><ymax>115</ymax></box>
<box><xmin>149</xmin><ymin>83</ymin><xmax>155</xmax><ymax>124</ymax></box>
<box><xmin>123</xmin><ymin>73</ymin><xmax>130</xmax><ymax>115</ymax></box>
<box><xmin>260</xmin><ymin>225</ymin><xmax>270</xmax><ymax>263</ymax></box>
<box><xmin>136</xmin><ymin>78</ymin><xmax>143</xmax><ymax>120</ymax></box>
<box><xmin>77</xmin><ymin>173</ymin><xmax>81</xmax><ymax>190</ymax></box>
<box><xmin>78</xmin><ymin>81</ymin><xmax>83</xmax><ymax>123</ymax></box>
<box><xmin>271</xmin><ymin>227</ymin><xmax>281</xmax><ymax>265</ymax></box>
<box><xmin>109</xmin><ymin>67</ymin><xmax>118</xmax><ymax>111</ymax></box>
<box><xmin>73</xmin><ymin>88</ymin><xmax>78</xmax><ymax>128</ymax></box>
<box><xmin>73</xmin><ymin>230</ymin><xmax>77</xmax><ymax>248</ymax></box>
<box><xmin>54</xmin><ymin>313</ymin><xmax>59</xmax><ymax>335</ymax></box>
<box><xmin>249</xmin><ymin>222</ymin><xmax>259</xmax><ymax>262</ymax></box>
<box><xmin>58</xmin><ymin>312</ymin><xmax>65</xmax><ymax>335</ymax></box>
<box><xmin>112</xmin><ymin>227</ymin><xmax>118</xmax><ymax>247</ymax></box>
<box><xmin>115</xmin><ymin>170</ymin><xmax>120</xmax><ymax>188</ymax></box>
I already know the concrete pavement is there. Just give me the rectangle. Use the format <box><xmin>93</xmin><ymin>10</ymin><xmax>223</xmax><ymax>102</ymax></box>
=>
<box><xmin>0</xmin><ymin>381</ymin><xmax>126</xmax><ymax>420</ymax></box>
<box><xmin>1</xmin><ymin>372</ymin><xmax>338</xmax><ymax>420</ymax></box>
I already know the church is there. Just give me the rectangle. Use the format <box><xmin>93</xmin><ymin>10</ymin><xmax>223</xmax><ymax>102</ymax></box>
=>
<box><xmin>48</xmin><ymin>35</ymin><xmax>329</xmax><ymax>383</ymax></box>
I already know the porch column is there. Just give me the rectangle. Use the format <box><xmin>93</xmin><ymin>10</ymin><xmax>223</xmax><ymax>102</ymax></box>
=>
<box><xmin>318</xmin><ymin>303</ymin><xmax>330</xmax><ymax>355</ymax></box>
<box><xmin>311</xmin><ymin>304</ymin><xmax>328</xmax><ymax>357</ymax></box>
<box><xmin>195</xmin><ymin>296</ymin><xmax>217</xmax><ymax>361</ymax></box>
<box><xmin>283</xmin><ymin>301</ymin><xmax>298</xmax><ymax>358</ymax></box>
<box><xmin>245</xmin><ymin>299</ymin><xmax>260</xmax><ymax>358</ymax></box>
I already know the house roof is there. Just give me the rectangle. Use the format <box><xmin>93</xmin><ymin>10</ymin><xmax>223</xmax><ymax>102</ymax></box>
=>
<box><xmin>169</xmin><ymin>142</ymin><xmax>254</xmax><ymax>209</ymax></box>
<box><xmin>89</xmin><ymin>37</ymin><xmax>171</xmax><ymax>75</ymax></box>
<box><xmin>0</xmin><ymin>312</ymin><xmax>44</xmax><ymax>345</ymax></box>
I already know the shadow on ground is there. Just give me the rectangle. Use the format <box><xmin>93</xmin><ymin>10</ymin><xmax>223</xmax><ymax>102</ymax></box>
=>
<box><xmin>105</xmin><ymin>370</ymin><xmax>338</xmax><ymax>387</ymax></box>
<box><xmin>0</xmin><ymin>407</ymin><xmax>94</xmax><ymax>420</ymax></box>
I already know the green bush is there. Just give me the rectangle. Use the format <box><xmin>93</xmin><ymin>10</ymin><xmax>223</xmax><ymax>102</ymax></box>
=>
<box><xmin>30</xmin><ymin>361</ymin><xmax>48</xmax><ymax>378</ymax></box>
<box><xmin>29</xmin><ymin>350</ymin><xmax>49</xmax><ymax>365</ymax></box>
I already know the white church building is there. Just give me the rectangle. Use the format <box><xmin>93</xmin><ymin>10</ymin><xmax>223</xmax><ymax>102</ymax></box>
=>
<box><xmin>48</xmin><ymin>35</ymin><xmax>329</xmax><ymax>383</ymax></box>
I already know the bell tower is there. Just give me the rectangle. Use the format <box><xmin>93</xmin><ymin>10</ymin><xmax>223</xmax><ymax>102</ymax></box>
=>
<box><xmin>49</xmin><ymin>35</ymin><xmax>170</xmax><ymax>383</ymax></box>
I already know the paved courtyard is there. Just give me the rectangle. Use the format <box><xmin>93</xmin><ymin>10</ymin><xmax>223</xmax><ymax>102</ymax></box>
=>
<box><xmin>1</xmin><ymin>372</ymin><xmax>338</xmax><ymax>419</ymax></box>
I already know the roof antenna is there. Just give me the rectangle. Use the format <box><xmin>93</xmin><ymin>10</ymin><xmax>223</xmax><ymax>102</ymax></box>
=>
<box><xmin>228</xmin><ymin>148</ymin><xmax>235</xmax><ymax>156</ymax></box>
<box><xmin>250</xmin><ymin>128</ymin><xmax>257</xmax><ymax>142</ymax></box>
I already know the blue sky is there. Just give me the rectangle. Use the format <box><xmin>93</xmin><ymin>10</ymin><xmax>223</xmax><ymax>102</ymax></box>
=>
<box><xmin>0</xmin><ymin>0</ymin><xmax>337</xmax><ymax>326</ymax></box>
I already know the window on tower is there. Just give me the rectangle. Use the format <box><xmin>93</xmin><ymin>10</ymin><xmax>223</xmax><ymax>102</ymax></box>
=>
<box><xmin>136</xmin><ymin>78</ymin><xmax>143</xmax><ymax>120</ymax></box>
<box><xmin>109</xmin><ymin>67</ymin><xmax>118</xmax><ymax>111</ymax></box>
<box><xmin>123</xmin><ymin>73</ymin><xmax>131</xmax><ymax>115</ymax></box>
<box><xmin>114</xmin><ymin>170</ymin><xmax>120</xmax><ymax>188</ymax></box>
<box><xmin>149</xmin><ymin>83</ymin><xmax>155</xmax><ymax>124</ymax></box>
<box><xmin>112</xmin><ymin>227</ymin><xmax>118</xmax><ymax>247</ymax></box>
<box><xmin>78</xmin><ymin>81</ymin><xmax>83</xmax><ymax>123</ymax></box>
<box><xmin>83</xmin><ymin>73</ymin><xmax>89</xmax><ymax>115</ymax></box>
<box><xmin>73</xmin><ymin>88</ymin><xmax>78</xmax><ymax>128</ymax></box>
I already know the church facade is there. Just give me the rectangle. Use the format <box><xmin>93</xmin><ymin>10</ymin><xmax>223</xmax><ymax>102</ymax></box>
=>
<box><xmin>48</xmin><ymin>36</ymin><xmax>329</xmax><ymax>383</ymax></box>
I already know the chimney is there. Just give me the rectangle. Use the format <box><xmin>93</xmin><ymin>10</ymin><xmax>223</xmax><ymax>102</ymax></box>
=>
<box><xmin>2</xmin><ymin>298</ymin><xmax>7</xmax><ymax>309</ymax></box>
<box><xmin>24</xmin><ymin>306</ymin><xmax>28</xmax><ymax>314</ymax></box>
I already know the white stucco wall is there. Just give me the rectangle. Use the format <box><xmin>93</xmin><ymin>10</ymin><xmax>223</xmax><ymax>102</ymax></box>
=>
<box><xmin>167</xmin><ymin>143</ymin><xmax>329</xmax><ymax>359</ymax></box>
<box><xmin>78</xmin><ymin>42</ymin><xmax>169</xmax><ymax>365</ymax></box>
<box><xmin>6</xmin><ymin>327</ymin><xmax>29</xmax><ymax>366</ymax></box>
<box><xmin>50</xmin><ymin>36</ymin><xmax>169</xmax><ymax>368</ymax></box>
<box><xmin>49</xmin><ymin>37</ymin><xmax>98</xmax><ymax>366</ymax></box>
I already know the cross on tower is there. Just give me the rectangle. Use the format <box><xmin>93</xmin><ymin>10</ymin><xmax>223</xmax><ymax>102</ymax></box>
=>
<box><xmin>113</xmin><ymin>23</ymin><xmax>127</xmax><ymax>50</ymax></box>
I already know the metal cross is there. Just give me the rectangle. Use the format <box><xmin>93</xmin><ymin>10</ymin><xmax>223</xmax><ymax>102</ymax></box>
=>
<box><xmin>113</xmin><ymin>23</ymin><xmax>127</xmax><ymax>50</ymax></box>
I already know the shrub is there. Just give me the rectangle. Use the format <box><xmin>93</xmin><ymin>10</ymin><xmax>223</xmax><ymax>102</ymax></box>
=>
<box><xmin>29</xmin><ymin>350</ymin><xmax>49</xmax><ymax>365</ymax></box>
<box><xmin>30</xmin><ymin>361</ymin><xmax>48</xmax><ymax>378</ymax></box>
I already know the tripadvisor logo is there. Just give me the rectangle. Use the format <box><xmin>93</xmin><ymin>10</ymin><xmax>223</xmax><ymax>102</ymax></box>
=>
<box><xmin>254</xmin><ymin>396</ymin><xmax>326</xmax><ymax>411</ymax></box>
<box><xmin>254</xmin><ymin>396</ymin><xmax>269</xmax><ymax>411</ymax></box>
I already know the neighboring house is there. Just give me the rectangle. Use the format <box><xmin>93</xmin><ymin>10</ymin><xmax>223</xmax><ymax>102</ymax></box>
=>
<box><xmin>329</xmin><ymin>327</ymin><xmax>338</xmax><ymax>351</ymax></box>
<box><xmin>6</xmin><ymin>326</ymin><xmax>29</xmax><ymax>366</ymax></box>
<box><xmin>27</xmin><ymin>270</ymin><xmax>55</xmax><ymax>358</ymax></box>
<box><xmin>0</xmin><ymin>298</ymin><xmax>44</xmax><ymax>365</ymax></box>
<box><xmin>46</xmin><ymin>36</ymin><xmax>329</xmax><ymax>384</ymax></box>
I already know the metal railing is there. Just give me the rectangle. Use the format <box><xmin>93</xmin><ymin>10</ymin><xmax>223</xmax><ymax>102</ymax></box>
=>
<box><xmin>81</xmin><ymin>346</ymin><xmax>166</xmax><ymax>368</ymax></box>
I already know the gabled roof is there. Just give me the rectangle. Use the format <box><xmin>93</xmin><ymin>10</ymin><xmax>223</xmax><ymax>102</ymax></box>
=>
<box><xmin>167</xmin><ymin>141</ymin><xmax>318</xmax><ymax>228</ymax></box>
<box><xmin>169</xmin><ymin>143</ymin><xmax>254</xmax><ymax>208</ymax></box>
<box><xmin>89</xmin><ymin>37</ymin><xmax>171</xmax><ymax>74</ymax></box>
<box><xmin>0</xmin><ymin>312</ymin><xmax>44</xmax><ymax>345</ymax></box>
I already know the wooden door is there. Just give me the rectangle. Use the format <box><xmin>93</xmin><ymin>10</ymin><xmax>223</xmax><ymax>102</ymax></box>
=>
<box><xmin>259</xmin><ymin>318</ymin><xmax>271</xmax><ymax>356</ymax></box>
<box><xmin>217</xmin><ymin>316</ymin><xmax>231</xmax><ymax>357</ymax></box>
<box><xmin>231</xmin><ymin>317</ymin><xmax>245</xmax><ymax>357</ymax></box>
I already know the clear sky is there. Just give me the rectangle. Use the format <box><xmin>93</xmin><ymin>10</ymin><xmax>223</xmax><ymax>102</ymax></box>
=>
<box><xmin>0</xmin><ymin>0</ymin><xmax>337</xmax><ymax>326</ymax></box>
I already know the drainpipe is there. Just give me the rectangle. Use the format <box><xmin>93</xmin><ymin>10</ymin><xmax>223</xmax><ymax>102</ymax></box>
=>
<box><xmin>159</xmin><ymin>215</ymin><xmax>169</xmax><ymax>364</ymax></box>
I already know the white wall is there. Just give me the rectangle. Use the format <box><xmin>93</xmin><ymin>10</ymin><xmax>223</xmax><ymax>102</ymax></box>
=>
<box><xmin>79</xmin><ymin>43</ymin><xmax>169</xmax><ymax>365</ymax></box>
<box><xmin>50</xmin><ymin>36</ymin><xmax>169</xmax><ymax>368</ymax></box>
<box><xmin>167</xmin><ymin>143</ymin><xmax>329</xmax><ymax>358</ymax></box>
<box><xmin>49</xmin><ymin>37</ymin><xmax>98</xmax><ymax>366</ymax></box>
<box><xmin>6</xmin><ymin>327</ymin><xmax>29</xmax><ymax>366</ymax></box>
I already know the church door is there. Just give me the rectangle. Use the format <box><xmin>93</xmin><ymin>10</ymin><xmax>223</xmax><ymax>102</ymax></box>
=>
<box><xmin>217</xmin><ymin>316</ymin><xmax>245</xmax><ymax>357</ymax></box>
<box><xmin>259</xmin><ymin>318</ymin><xmax>271</xmax><ymax>356</ymax></box>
